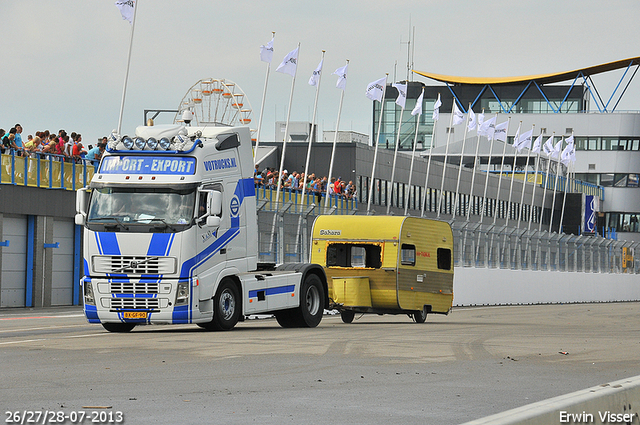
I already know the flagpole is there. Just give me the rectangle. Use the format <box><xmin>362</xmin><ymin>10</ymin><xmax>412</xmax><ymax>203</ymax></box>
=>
<box><xmin>548</xmin><ymin>136</ymin><xmax>564</xmax><ymax>233</ymax></box>
<box><xmin>301</xmin><ymin>50</ymin><xmax>325</xmax><ymax>205</ymax></box>
<box><xmin>325</xmin><ymin>59</ymin><xmax>348</xmax><ymax>210</ymax></box>
<box><xmin>274</xmin><ymin>43</ymin><xmax>300</xmax><ymax>210</ymax></box>
<box><xmin>479</xmin><ymin>115</ymin><xmax>500</xmax><ymax>223</ymax></box>
<box><xmin>538</xmin><ymin>133</ymin><xmax>555</xmax><ymax>232</ymax></box>
<box><xmin>558</xmin><ymin>132</ymin><xmax>574</xmax><ymax>234</ymax></box>
<box><xmin>367</xmin><ymin>74</ymin><xmax>389</xmax><ymax>214</ymax></box>
<box><xmin>527</xmin><ymin>139</ymin><xmax>542</xmax><ymax>232</ymax></box>
<box><xmin>405</xmin><ymin>87</ymin><xmax>424</xmax><ymax>216</ymax></box>
<box><xmin>420</xmin><ymin>99</ymin><xmax>438</xmax><ymax>217</ymax></box>
<box><xmin>466</xmin><ymin>109</ymin><xmax>484</xmax><ymax>221</ymax></box>
<box><xmin>255</xmin><ymin>31</ymin><xmax>275</xmax><ymax>158</ymax></box>
<box><xmin>505</xmin><ymin>122</ymin><xmax>526</xmax><ymax>228</ymax></box>
<box><xmin>492</xmin><ymin>117</ymin><xmax>512</xmax><ymax>226</ymax></box>
<box><xmin>516</xmin><ymin>127</ymin><xmax>535</xmax><ymax>228</ymax></box>
<box><xmin>437</xmin><ymin>101</ymin><xmax>457</xmax><ymax>218</ymax></box>
<box><xmin>116</xmin><ymin>0</ymin><xmax>139</xmax><ymax>135</ymax></box>
<box><xmin>558</xmin><ymin>160</ymin><xmax>570</xmax><ymax>235</ymax></box>
<box><xmin>452</xmin><ymin>103</ymin><xmax>472</xmax><ymax>220</ymax></box>
<box><xmin>386</xmin><ymin>84</ymin><xmax>406</xmax><ymax>215</ymax></box>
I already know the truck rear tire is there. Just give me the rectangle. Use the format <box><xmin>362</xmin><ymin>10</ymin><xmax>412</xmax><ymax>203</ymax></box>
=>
<box><xmin>340</xmin><ymin>310</ymin><xmax>355</xmax><ymax>324</ymax></box>
<box><xmin>297</xmin><ymin>274</ymin><xmax>324</xmax><ymax>328</ymax></box>
<box><xmin>274</xmin><ymin>310</ymin><xmax>298</xmax><ymax>328</ymax></box>
<box><xmin>209</xmin><ymin>278</ymin><xmax>241</xmax><ymax>331</ymax></box>
<box><xmin>102</xmin><ymin>323</ymin><xmax>136</xmax><ymax>333</ymax></box>
<box><xmin>413</xmin><ymin>306</ymin><xmax>428</xmax><ymax>323</ymax></box>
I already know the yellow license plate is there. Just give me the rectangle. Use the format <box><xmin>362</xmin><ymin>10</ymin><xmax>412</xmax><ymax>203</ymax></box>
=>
<box><xmin>123</xmin><ymin>312</ymin><xmax>147</xmax><ymax>319</ymax></box>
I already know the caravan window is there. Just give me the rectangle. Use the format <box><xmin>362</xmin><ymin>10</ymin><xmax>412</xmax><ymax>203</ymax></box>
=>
<box><xmin>326</xmin><ymin>243</ymin><xmax>382</xmax><ymax>268</ymax></box>
<box><xmin>437</xmin><ymin>248</ymin><xmax>452</xmax><ymax>270</ymax></box>
<box><xmin>401</xmin><ymin>244</ymin><xmax>416</xmax><ymax>266</ymax></box>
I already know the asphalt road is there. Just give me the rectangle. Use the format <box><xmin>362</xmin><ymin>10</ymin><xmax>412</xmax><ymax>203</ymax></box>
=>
<box><xmin>1</xmin><ymin>303</ymin><xmax>639</xmax><ymax>425</ymax></box>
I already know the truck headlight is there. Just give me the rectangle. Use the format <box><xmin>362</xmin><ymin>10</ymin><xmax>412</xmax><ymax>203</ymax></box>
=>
<box><xmin>176</xmin><ymin>282</ymin><xmax>189</xmax><ymax>305</ymax></box>
<box><xmin>84</xmin><ymin>281</ymin><xmax>95</xmax><ymax>305</ymax></box>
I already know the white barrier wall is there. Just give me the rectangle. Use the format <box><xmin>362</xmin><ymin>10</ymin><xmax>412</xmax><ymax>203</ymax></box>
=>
<box><xmin>453</xmin><ymin>268</ymin><xmax>640</xmax><ymax>306</ymax></box>
<box><xmin>462</xmin><ymin>374</ymin><xmax>640</xmax><ymax>425</ymax></box>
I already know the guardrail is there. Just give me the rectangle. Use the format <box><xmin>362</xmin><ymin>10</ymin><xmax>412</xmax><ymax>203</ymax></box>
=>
<box><xmin>1</xmin><ymin>151</ymin><xmax>97</xmax><ymax>190</ymax></box>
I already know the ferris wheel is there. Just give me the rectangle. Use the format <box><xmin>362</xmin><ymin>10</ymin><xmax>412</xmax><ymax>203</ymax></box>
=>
<box><xmin>174</xmin><ymin>78</ymin><xmax>256</xmax><ymax>141</ymax></box>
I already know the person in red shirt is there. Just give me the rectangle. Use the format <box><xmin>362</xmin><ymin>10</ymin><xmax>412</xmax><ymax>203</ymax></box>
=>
<box><xmin>334</xmin><ymin>177</ymin><xmax>342</xmax><ymax>195</ymax></box>
<box><xmin>72</xmin><ymin>142</ymin><xmax>87</xmax><ymax>162</ymax></box>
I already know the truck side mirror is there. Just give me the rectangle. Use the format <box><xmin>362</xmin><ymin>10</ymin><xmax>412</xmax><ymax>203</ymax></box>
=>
<box><xmin>208</xmin><ymin>191</ymin><xmax>222</xmax><ymax>216</ymax></box>
<box><xmin>76</xmin><ymin>188</ymin><xmax>87</xmax><ymax>215</ymax></box>
<box><xmin>206</xmin><ymin>216</ymin><xmax>221</xmax><ymax>228</ymax></box>
<box><xmin>75</xmin><ymin>213</ymin><xmax>85</xmax><ymax>226</ymax></box>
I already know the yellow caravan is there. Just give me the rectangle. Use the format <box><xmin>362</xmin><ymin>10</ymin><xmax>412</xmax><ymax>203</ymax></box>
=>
<box><xmin>310</xmin><ymin>215</ymin><xmax>453</xmax><ymax>323</ymax></box>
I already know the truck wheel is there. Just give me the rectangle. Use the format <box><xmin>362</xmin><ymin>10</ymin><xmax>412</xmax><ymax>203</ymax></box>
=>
<box><xmin>413</xmin><ymin>306</ymin><xmax>428</xmax><ymax>323</ymax></box>
<box><xmin>102</xmin><ymin>323</ymin><xmax>136</xmax><ymax>333</ymax></box>
<box><xmin>212</xmin><ymin>278</ymin><xmax>241</xmax><ymax>331</ymax></box>
<box><xmin>275</xmin><ymin>310</ymin><xmax>298</xmax><ymax>328</ymax></box>
<box><xmin>297</xmin><ymin>274</ymin><xmax>324</xmax><ymax>328</ymax></box>
<box><xmin>340</xmin><ymin>310</ymin><xmax>355</xmax><ymax>324</ymax></box>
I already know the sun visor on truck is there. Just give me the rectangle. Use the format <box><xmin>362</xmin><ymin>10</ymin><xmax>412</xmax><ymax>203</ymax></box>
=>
<box><xmin>216</xmin><ymin>133</ymin><xmax>240</xmax><ymax>151</ymax></box>
<box><xmin>135</xmin><ymin>124</ymin><xmax>186</xmax><ymax>140</ymax></box>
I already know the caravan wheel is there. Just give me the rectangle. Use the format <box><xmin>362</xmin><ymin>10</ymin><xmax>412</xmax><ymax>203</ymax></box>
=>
<box><xmin>413</xmin><ymin>306</ymin><xmax>428</xmax><ymax>323</ymax></box>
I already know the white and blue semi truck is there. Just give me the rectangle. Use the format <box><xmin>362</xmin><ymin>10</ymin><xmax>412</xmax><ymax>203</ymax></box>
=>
<box><xmin>75</xmin><ymin>124</ymin><xmax>328</xmax><ymax>332</ymax></box>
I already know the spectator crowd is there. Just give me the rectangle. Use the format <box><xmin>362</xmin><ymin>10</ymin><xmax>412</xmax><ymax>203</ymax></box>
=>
<box><xmin>253</xmin><ymin>164</ymin><xmax>357</xmax><ymax>201</ymax></box>
<box><xmin>1</xmin><ymin>123</ymin><xmax>107</xmax><ymax>163</ymax></box>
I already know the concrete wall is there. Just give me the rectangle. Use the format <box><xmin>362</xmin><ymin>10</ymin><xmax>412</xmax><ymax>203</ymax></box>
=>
<box><xmin>463</xmin><ymin>374</ymin><xmax>640</xmax><ymax>425</ymax></box>
<box><xmin>454</xmin><ymin>267</ymin><xmax>640</xmax><ymax>306</ymax></box>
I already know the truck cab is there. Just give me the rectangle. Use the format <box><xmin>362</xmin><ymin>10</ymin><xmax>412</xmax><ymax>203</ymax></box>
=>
<box><xmin>76</xmin><ymin>124</ymin><xmax>328</xmax><ymax>332</ymax></box>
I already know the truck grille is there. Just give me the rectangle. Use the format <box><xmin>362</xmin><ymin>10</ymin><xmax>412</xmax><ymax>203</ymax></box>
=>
<box><xmin>110</xmin><ymin>298</ymin><xmax>160</xmax><ymax>310</ymax></box>
<box><xmin>110</xmin><ymin>282</ymin><xmax>159</xmax><ymax>294</ymax></box>
<box><xmin>93</xmin><ymin>256</ymin><xmax>176</xmax><ymax>275</ymax></box>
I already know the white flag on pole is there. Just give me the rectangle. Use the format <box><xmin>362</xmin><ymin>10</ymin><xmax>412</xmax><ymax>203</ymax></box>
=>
<box><xmin>411</xmin><ymin>90</ymin><xmax>424</xmax><ymax>116</ymax></box>
<box><xmin>333</xmin><ymin>64</ymin><xmax>348</xmax><ymax>90</ymax></box>
<box><xmin>515</xmin><ymin>129</ymin><xmax>533</xmax><ymax>152</ymax></box>
<box><xmin>276</xmin><ymin>46</ymin><xmax>299</xmax><ymax>77</ymax></box>
<box><xmin>512</xmin><ymin>124</ymin><xmax>521</xmax><ymax>148</ymax></box>
<box><xmin>452</xmin><ymin>102</ymin><xmax>465</xmax><ymax>125</ymax></box>
<box><xmin>260</xmin><ymin>37</ymin><xmax>274</xmax><ymax>63</ymax></box>
<box><xmin>308</xmin><ymin>58</ymin><xmax>323</xmax><ymax>86</ymax></box>
<box><xmin>392</xmin><ymin>83</ymin><xmax>407</xmax><ymax>108</ymax></box>
<box><xmin>365</xmin><ymin>76</ymin><xmax>387</xmax><ymax>102</ymax></box>
<box><xmin>115</xmin><ymin>0</ymin><xmax>135</xmax><ymax>24</ymax></box>
<box><xmin>478</xmin><ymin>112</ymin><xmax>485</xmax><ymax>127</ymax></box>
<box><xmin>432</xmin><ymin>93</ymin><xmax>442</xmax><ymax>121</ymax></box>
<box><xmin>468</xmin><ymin>108</ymin><xmax>477</xmax><ymax>131</ymax></box>
<box><xmin>553</xmin><ymin>140</ymin><xmax>563</xmax><ymax>159</ymax></box>
<box><xmin>543</xmin><ymin>136</ymin><xmax>555</xmax><ymax>156</ymax></box>
<box><xmin>478</xmin><ymin>116</ymin><xmax>496</xmax><ymax>138</ymax></box>
<box><xmin>561</xmin><ymin>136</ymin><xmax>575</xmax><ymax>166</ymax></box>
<box><xmin>493</xmin><ymin>120</ymin><xmax>508</xmax><ymax>141</ymax></box>
<box><xmin>532</xmin><ymin>134</ymin><xmax>542</xmax><ymax>153</ymax></box>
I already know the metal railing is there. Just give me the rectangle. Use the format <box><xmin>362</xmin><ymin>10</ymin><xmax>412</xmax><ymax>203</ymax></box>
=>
<box><xmin>452</xmin><ymin>222</ymin><xmax>638</xmax><ymax>274</ymax></box>
<box><xmin>1</xmin><ymin>150</ymin><xmax>97</xmax><ymax>190</ymax></box>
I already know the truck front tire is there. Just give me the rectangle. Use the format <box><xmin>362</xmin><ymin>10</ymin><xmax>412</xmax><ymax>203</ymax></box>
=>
<box><xmin>201</xmin><ymin>278</ymin><xmax>241</xmax><ymax>331</ymax></box>
<box><xmin>102</xmin><ymin>323</ymin><xmax>136</xmax><ymax>333</ymax></box>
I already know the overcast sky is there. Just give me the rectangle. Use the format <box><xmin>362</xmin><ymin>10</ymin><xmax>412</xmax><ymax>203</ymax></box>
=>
<box><xmin>2</xmin><ymin>0</ymin><xmax>640</xmax><ymax>144</ymax></box>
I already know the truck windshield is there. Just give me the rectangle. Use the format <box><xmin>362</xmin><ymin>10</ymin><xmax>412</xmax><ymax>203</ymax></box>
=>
<box><xmin>86</xmin><ymin>186</ymin><xmax>196</xmax><ymax>232</ymax></box>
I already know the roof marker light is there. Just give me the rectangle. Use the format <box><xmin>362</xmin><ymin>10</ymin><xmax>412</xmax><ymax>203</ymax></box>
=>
<box><xmin>122</xmin><ymin>137</ymin><xmax>134</xmax><ymax>150</ymax></box>
<box><xmin>134</xmin><ymin>137</ymin><xmax>146</xmax><ymax>150</ymax></box>
<box><xmin>158</xmin><ymin>137</ymin><xmax>171</xmax><ymax>150</ymax></box>
<box><xmin>147</xmin><ymin>137</ymin><xmax>159</xmax><ymax>150</ymax></box>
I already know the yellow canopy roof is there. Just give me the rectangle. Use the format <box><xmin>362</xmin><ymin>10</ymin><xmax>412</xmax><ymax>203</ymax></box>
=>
<box><xmin>412</xmin><ymin>57</ymin><xmax>640</xmax><ymax>85</ymax></box>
